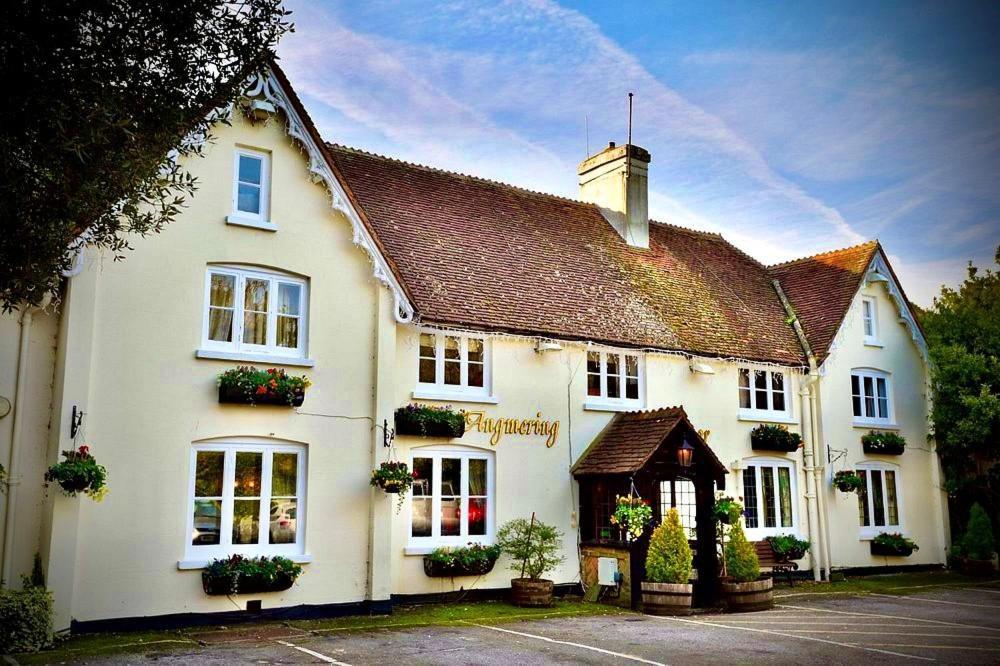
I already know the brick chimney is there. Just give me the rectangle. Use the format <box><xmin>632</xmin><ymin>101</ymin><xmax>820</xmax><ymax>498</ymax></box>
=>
<box><xmin>577</xmin><ymin>142</ymin><xmax>651</xmax><ymax>248</ymax></box>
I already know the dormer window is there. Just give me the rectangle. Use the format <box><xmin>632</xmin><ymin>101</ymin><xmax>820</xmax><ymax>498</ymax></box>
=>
<box><xmin>738</xmin><ymin>368</ymin><xmax>792</xmax><ymax>422</ymax></box>
<box><xmin>413</xmin><ymin>330</ymin><xmax>494</xmax><ymax>403</ymax></box>
<box><xmin>228</xmin><ymin>148</ymin><xmax>275</xmax><ymax>230</ymax></box>
<box><xmin>862</xmin><ymin>296</ymin><xmax>880</xmax><ymax>346</ymax></box>
<box><xmin>584</xmin><ymin>350</ymin><xmax>644</xmax><ymax>411</ymax></box>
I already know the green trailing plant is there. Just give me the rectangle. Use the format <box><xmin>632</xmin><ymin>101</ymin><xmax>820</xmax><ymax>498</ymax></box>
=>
<box><xmin>765</xmin><ymin>534</ymin><xmax>811</xmax><ymax>560</ymax></box>
<box><xmin>833</xmin><ymin>470</ymin><xmax>864</xmax><ymax>493</ymax></box>
<box><xmin>218</xmin><ymin>366</ymin><xmax>311</xmax><ymax>406</ymax></box>
<box><xmin>0</xmin><ymin>577</ymin><xmax>53</xmax><ymax>654</ymax></box>
<box><xmin>370</xmin><ymin>461</ymin><xmax>414</xmax><ymax>512</ymax></box>
<box><xmin>610</xmin><ymin>494</ymin><xmax>653</xmax><ymax>541</ymax></box>
<box><xmin>202</xmin><ymin>554</ymin><xmax>303</xmax><ymax>595</ymax></box>
<box><xmin>426</xmin><ymin>543</ymin><xmax>502</xmax><ymax>569</ymax></box>
<box><xmin>497</xmin><ymin>517</ymin><xmax>565</xmax><ymax>580</ymax></box>
<box><xmin>646</xmin><ymin>508</ymin><xmax>692</xmax><ymax>584</ymax></box>
<box><xmin>724</xmin><ymin>521</ymin><xmax>761</xmax><ymax>583</ymax></box>
<box><xmin>961</xmin><ymin>502</ymin><xmax>996</xmax><ymax>561</ymax></box>
<box><xmin>861</xmin><ymin>430</ymin><xmax>906</xmax><ymax>454</ymax></box>
<box><xmin>394</xmin><ymin>404</ymin><xmax>466</xmax><ymax>438</ymax></box>
<box><xmin>44</xmin><ymin>445</ymin><xmax>107</xmax><ymax>500</ymax></box>
<box><xmin>873</xmin><ymin>532</ymin><xmax>919</xmax><ymax>554</ymax></box>
<box><xmin>750</xmin><ymin>424</ymin><xmax>802</xmax><ymax>452</ymax></box>
<box><xmin>712</xmin><ymin>495</ymin><xmax>744</xmax><ymax>524</ymax></box>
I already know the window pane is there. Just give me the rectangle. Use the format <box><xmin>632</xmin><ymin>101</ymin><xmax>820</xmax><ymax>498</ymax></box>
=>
<box><xmin>243</xmin><ymin>312</ymin><xmax>267</xmax><ymax>345</ymax></box>
<box><xmin>234</xmin><ymin>452</ymin><xmax>262</xmax><ymax>498</ymax></box>
<box><xmin>411</xmin><ymin>458</ymin><xmax>432</xmax><ymax>496</ymax></box>
<box><xmin>192</xmin><ymin>500</ymin><xmax>221</xmax><ymax>545</ymax></box>
<box><xmin>851</xmin><ymin>375</ymin><xmax>862</xmax><ymax>417</ymax></box>
<box><xmin>210</xmin><ymin>274</ymin><xmax>236</xmax><ymax>307</ymax></box>
<box><xmin>419</xmin><ymin>359</ymin><xmax>436</xmax><ymax>384</ymax></box>
<box><xmin>762</xmin><ymin>467</ymin><xmax>777</xmax><ymax>528</ymax></box>
<box><xmin>739</xmin><ymin>369</ymin><xmax>751</xmax><ymax>408</ymax></box>
<box><xmin>771</xmin><ymin>373</ymin><xmax>785</xmax><ymax>412</ymax></box>
<box><xmin>468</xmin><ymin>338</ymin><xmax>484</xmax><ymax>363</ymax></box>
<box><xmin>208</xmin><ymin>308</ymin><xmax>234</xmax><ymax>342</ymax></box>
<box><xmin>871</xmin><ymin>470</ymin><xmax>886</xmax><ymax>526</ymax></box>
<box><xmin>863</xmin><ymin>377</ymin><xmax>875</xmax><ymax>417</ymax></box>
<box><xmin>245</xmin><ymin>278</ymin><xmax>268</xmax><ymax>312</ymax></box>
<box><xmin>885</xmin><ymin>471</ymin><xmax>899</xmax><ymax>525</ymax></box>
<box><xmin>469</xmin><ymin>498</ymin><xmax>487</xmax><ymax>536</ymax></box>
<box><xmin>469</xmin><ymin>458</ymin><xmax>487</xmax><ymax>496</ymax></box>
<box><xmin>754</xmin><ymin>371</ymin><xmax>768</xmax><ymax>410</ymax></box>
<box><xmin>586</xmin><ymin>351</ymin><xmax>600</xmax><ymax>374</ymax></box>
<box><xmin>195</xmin><ymin>451</ymin><xmax>225</xmax><ymax>497</ymax></box>
<box><xmin>411</xmin><ymin>499</ymin><xmax>432</xmax><ymax>537</ymax></box>
<box><xmin>606</xmin><ymin>355</ymin><xmax>620</xmax><ymax>398</ymax></box>
<box><xmin>272</xmin><ymin>453</ymin><xmax>298</xmax><ymax>497</ymax></box>
<box><xmin>742</xmin><ymin>467</ymin><xmax>759</xmax><ymax>528</ymax></box>
<box><xmin>232</xmin><ymin>499</ymin><xmax>260</xmax><ymax>544</ymax></box>
<box><xmin>441</xmin><ymin>458</ymin><xmax>461</xmax><ymax>496</ymax></box>
<box><xmin>625</xmin><ymin>376</ymin><xmax>639</xmax><ymax>400</ymax></box>
<box><xmin>239</xmin><ymin>154</ymin><xmax>262</xmax><ymax>184</ymax></box>
<box><xmin>778</xmin><ymin>467</ymin><xmax>793</xmax><ymax>527</ymax></box>
<box><xmin>444</xmin><ymin>336</ymin><xmax>460</xmax><ymax>360</ymax></box>
<box><xmin>857</xmin><ymin>470</ymin><xmax>870</xmax><ymax>526</ymax></box>
<box><xmin>863</xmin><ymin>300</ymin><xmax>873</xmax><ymax>336</ymax></box>
<box><xmin>419</xmin><ymin>333</ymin><xmax>436</xmax><ymax>358</ymax></box>
<box><xmin>625</xmin><ymin>355</ymin><xmax>638</xmax><ymax>377</ymax></box>
<box><xmin>675</xmin><ymin>478</ymin><xmax>697</xmax><ymax>532</ymax></box>
<box><xmin>243</xmin><ymin>279</ymin><xmax>269</xmax><ymax>345</ymax></box>
<box><xmin>587</xmin><ymin>373</ymin><xmax>601</xmax><ymax>396</ymax></box>
<box><xmin>277</xmin><ymin>283</ymin><xmax>300</xmax><ymax>315</ymax></box>
<box><xmin>443</xmin><ymin>338</ymin><xmax>460</xmax><ymax>385</ymax></box>
<box><xmin>468</xmin><ymin>362</ymin><xmax>484</xmax><ymax>388</ymax></box>
<box><xmin>876</xmin><ymin>378</ymin><xmax>888</xmax><ymax>419</ymax></box>
<box><xmin>440</xmin><ymin>498</ymin><xmax>460</xmax><ymax>536</ymax></box>
<box><xmin>269</xmin><ymin>499</ymin><xmax>297</xmax><ymax>544</ymax></box>
<box><xmin>237</xmin><ymin>183</ymin><xmax>261</xmax><ymax>214</ymax></box>
<box><xmin>277</xmin><ymin>316</ymin><xmax>298</xmax><ymax>348</ymax></box>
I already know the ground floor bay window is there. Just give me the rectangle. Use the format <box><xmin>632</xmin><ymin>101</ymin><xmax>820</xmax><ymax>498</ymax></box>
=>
<box><xmin>409</xmin><ymin>447</ymin><xmax>495</xmax><ymax>550</ymax></box>
<box><xmin>186</xmin><ymin>441</ymin><xmax>306</xmax><ymax>563</ymax></box>
<box><xmin>741</xmin><ymin>458</ymin><xmax>798</xmax><ymax>540</ymax></box>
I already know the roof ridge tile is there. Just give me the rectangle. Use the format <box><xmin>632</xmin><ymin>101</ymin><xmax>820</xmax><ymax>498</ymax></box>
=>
<box><xmin>768</xmin><ymin>239</ymin><xmax>879</xmax><ymax>269</ymax></box>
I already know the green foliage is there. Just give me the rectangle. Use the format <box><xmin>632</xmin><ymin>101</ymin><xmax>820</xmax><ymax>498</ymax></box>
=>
<box><xmin>724</xmin><ymin>521</ymin><xmax>760</xmax><ymax>583</ymax></box>
<box><xmin>394</xmin><ymin>404</ymin><xmax>466</xmax><ymax>437</ymax></box>
<box><xmin>873</xmin><ymin>532</ymin><xmax>919</xmax><ymax>552</ymax></box>
<box><xmin>610</xmin><ymin>495</ymin><xmax>653</xmax><ymax>541</ymax></box>
<box><xmin>712</xmin><ymin>495</ymin><xmax>744</xmax><ymax>524</ymax></box>
<box><xmin>203</xmin><ymin>555</ymin><xmax>303</xmax><ymax>595</ymax></box>
<box><xmin>750</xmin><ymin>424</ymin><xmax>802</xmax><ymax>451</ymax></box>
<box><xmin>920</xmin><ymin>248</ymin><xmax>1000</xmax><ymax>534</ymax></box>
<box><xmin>497</xmin><ymin>517</ymin><xmax>565</xmax><ymax>580</ymax></box>
<box><xmin>1</xmin><ymin>1</ymin><xmax>293</xmax><ymax>311</ymax></box>
<box><xmin>961</xmin><ymin>503</ymin><xmax>996</xmax><ymax>560</ymax></box>
<box><xmin>370</xmin><ymin>461</ymin><xmax>414</xmax><ymax>512</ymax></box>
<box><xmin>426</xmin><ymin>543</ymin><xmax>501</xmax><ymax>567</ymax></box>
<box><xmin>0</xmin><ymin>461</ymin><xmax>6</xmax><ymax>492</ymax></box>
<box><xmin>44</xmin><ymin>445</ymin><xmax>107</xmax><ymax>500</ymax></box>
<box><xmin>645</xmin><ymin>508</ymin><xmax>692</xmax><ymax>584</ymax></box>
<box><xmin>766</xmin><ymin>534</ymin><xmax>811</xmax><ymax>559</ymax></box>
<box><xmin>833</xmin><ymin>470</ymin><xmax>864</xmax><ymax>493</ymax></box>
<box><xmin>861</xmin><ymin>431</ymin><xmax>906</xmax><ymax>453</ymax></box>
<box><xmin>0</xmin><ymin>581</ymin><xmax>53</xmax><ymax>653</ymax></box>
<box><xmin>218</xmin><ymin>366</ymin><xmax>311</xmax><ymax>405</ymax></box>
<box><xmin>30</xmin><ymin>553</ymin><xmax>45</xmax><ymax>589</ymax></box>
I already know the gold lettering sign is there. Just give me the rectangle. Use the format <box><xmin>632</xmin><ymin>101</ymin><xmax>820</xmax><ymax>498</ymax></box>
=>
<box><xmin>464</xmin><ymin>411</ymin><xmax>561</xmax><ymax>448</ymax></box>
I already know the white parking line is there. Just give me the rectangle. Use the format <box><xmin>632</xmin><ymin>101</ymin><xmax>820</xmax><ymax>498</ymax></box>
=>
<box><xmin>863</xmin><ymin>644</ymin><xmax>1000</xmax><ymax>652</ymax></box>
<box><xmin>466</xmin><ymin>622</ymin><xmax>668</xmax><ymax>665</ymax></box>
<box><xmin>971</xmin><ymin>587</ymin><xmax>1000</xmax><ymax>594</ymax></box>
<box><xmin>778</xmin><ymin>631</ymin><xmax>996</xmax><ymax>639</ymax></box>
<box><xmin>276</xmin><ymin>639</ymin><xmax>353</xmax><ymax>665</ymax></box>
<box><xmin>869</xmin><ymin>593</ymin><xmax>1000</xmax><ymax>609</ymax></box>
<box><xmin>652</xmin><ymin>616</ymin><xmax>934</xmax><ymax>661</ymax></box>
<box><xmin>778</xmin><ymin>603</ymin><xmax>1000</xmax><ymax>633</ymax></box>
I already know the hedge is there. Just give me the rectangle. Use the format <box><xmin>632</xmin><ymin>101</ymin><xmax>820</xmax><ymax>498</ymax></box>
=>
<box><xmin>0</xmin><ymin>583</ymin><xmax>53</xmax><ymax>653</ymax></box>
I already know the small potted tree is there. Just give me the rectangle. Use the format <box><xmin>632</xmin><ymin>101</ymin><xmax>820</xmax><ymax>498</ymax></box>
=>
<box><xmin>642</xmin><ymin>508</ymin><xmax>694</xmax><ymax>615</ymax></box>
<box><xmin>833</xmin><ymin>470</ymin><xmax>864</xmax><ymax>493</ymax></box>
<box><xmin>497</xmin><ymin>515</ymin><xmax>565</xmax><ymax>607</ymax></box>
<box><xmin>958</xmin><ymin>503</ymin><xmax>996</xmax><ymax>576</ymax></box>
<box><xmin>722</xmin><ymin>521</ymin><xmax>773</xmax><ymax>611</ymax></box>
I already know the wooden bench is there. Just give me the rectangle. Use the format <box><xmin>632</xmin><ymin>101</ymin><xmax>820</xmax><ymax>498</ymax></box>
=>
<box><xmin>754</xmin><ymin>541</ymin><xmax>798</xmax><ymax>587</ymax></box>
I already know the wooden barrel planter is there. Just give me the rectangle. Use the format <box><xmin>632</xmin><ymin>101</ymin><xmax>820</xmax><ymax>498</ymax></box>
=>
<box><xmin>510</xmin><ymin>578</ymin><xmax>553</xmax><ymax>607</ymax></box>
<box><xmin>641</xmin><ymin>582</ymin><xmax>693</xmax><ymax>616</ymax></box>
<box><xmin>960</xmin><ymin>558</ymin><xmax>995</xmax><ymax>576</ymax></box>
<box><xmin>721</xmin><ymin>577</ymin><xmax>773</xmax><ymax>612</ymax></box>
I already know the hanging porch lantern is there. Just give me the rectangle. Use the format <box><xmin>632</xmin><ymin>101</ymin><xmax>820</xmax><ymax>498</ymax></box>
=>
<box><xmin>677</xmin><ymin>436</ymin><xmax>695</xmax><ymax>468</ymax></box>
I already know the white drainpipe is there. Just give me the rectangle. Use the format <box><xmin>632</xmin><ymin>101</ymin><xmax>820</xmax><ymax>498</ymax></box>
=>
<box><xmin>808</xmin><ymin>378</ymin><xmax>831</xmax><ymax>580</ymax></box>
<box><xmin>1</xmin><ymin>307</ymin><xmax>34</xmax><ymax>587</ymax></box>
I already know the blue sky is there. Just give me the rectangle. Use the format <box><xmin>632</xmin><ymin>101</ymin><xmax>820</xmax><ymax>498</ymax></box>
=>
<box><xmin>278</xmin><ymin>0</ymin><xmax>999</xmax><ymax>305</ymax></box>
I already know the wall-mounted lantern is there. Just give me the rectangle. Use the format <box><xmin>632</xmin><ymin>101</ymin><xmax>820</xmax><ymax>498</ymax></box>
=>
<box><xmin>677</xmin><ymin>436</ymin><xmax>694</xmax><ymax>468</ymax></box>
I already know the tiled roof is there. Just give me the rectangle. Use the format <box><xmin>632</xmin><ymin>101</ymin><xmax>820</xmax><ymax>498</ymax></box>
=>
<box><xmin>769</xmin><ymin>241</ymin><xmax>880</xmax><ymax>362</ymax></box>
<box><xmin>326</xmin><ymin>145</ymin><xmax>807</xmax><ymax>366</ymax></box>
<box><xmin>571</xmin><ymin>407</ymin><xmax>726</xmax><ymax>479</ymax></box>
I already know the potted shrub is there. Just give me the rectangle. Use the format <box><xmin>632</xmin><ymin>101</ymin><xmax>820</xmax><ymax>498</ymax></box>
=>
<box><xmin>218</xmin><ymin>366</ymin><xmax>310</xmax><ymax>406</ymax></box>
<box><xmin>201</xmin><ymin>554</ymin><xmax>303</xmax><ymax>595</ymax></box>
<box><xmin>394</xmin><ymin>404</ymin><xmax>466</xmax><ymax>438</ymax></box>
<box><xmin>750</xmin><ymin>424</ymin><xmax>801</xmax><ymax>453</ymax></box>
<box><xmin>370</xmin><ymin>461</ymin><xmax>414</xmax><ymax>512</ymax></box>
<box><xmin>958</xmin><ymin>503</ymin><xmax>996</xmax><ymax>575</ymax></box>
<box><xmin>766</xmin><ymin>534</ymin><xmax>811</xmax><ymax>561</ymax></box>
<box><xmin>497</xmin><ymin>515</ymin><xmax>565</xmax><ymax>607</ymax></box>
<box><xmin>642</xmin><ymin>508</ymin><xmax>694</xmax><ymax>615</ymax></box>
<box><xmin>833</xmin><ymin>470</ymin><xmax>864</xmax><ymax>493</ymax></box>
<box><xmin>712</xmin><ymin>495</ymin><xmax>743</xmax><ymax>525</ymax></box>
<box><xmin>871</xmin><ymin>532</ymin><xmax>918</xmax><ymax>557</ymax></box>
<box><xmin>722</xmin><ymin>521</ymin><xmax>773</xmax><ymax>611</ymax></box>
<box><xmin>610</xmin><ymin>494</ymin><xmax>653</xmax><ymax>542</ymax></box>
<box><xmin>44</xmin><ymin>445</ymin><xmax>107</xmax><ymax>500</ymax></box>
<box><xmin>423</xmin><ymin>543</ymin><xmax>502</xmax><ymax>577</ymax></box>
<box><xmin>861</xmin><ymin>431</ymin><xmax>906</xmax><ymax>455</ymax></box>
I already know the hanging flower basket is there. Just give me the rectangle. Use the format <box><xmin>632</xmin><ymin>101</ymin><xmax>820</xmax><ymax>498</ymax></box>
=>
<box><xmin>394</xmin><ymin>404</ymin><xmax>465</xmax><ymax>438</ymax></box>
<box><xmin>201</xmin><ymin>555</ymin><xmax>303</xmax><ymax>595</ymax></box>
<box><xmin>217</xmin><ymin>366</ymin><xmax>309</xmax><ymax>406</ymax></box>
<box><xmin>833</xmin><ymin>470</ymin><xmax>864</xmax><ymax>493</ymax></box>
<box><xmin>862</xmin><ymin>431</ymin><xmax>905</xmax><ymax>455</ymax></box>
<box><xmin>750</xmin><ymin>424</ymin><xmax>801</xmax><ymax>452</ymax></box>
<box><xmin>44</xmin><ymin>445</ymin><xmax>108</xmax><ymax>501</ymax></box>
<box><xmin>610</xmin><ymin>494</ymin><xmax>653</xmax><ymax>541</ymax></box>
<box><xmin>371</xmin><ymin>461</ymin><xmax>414</xmax><ymax>512</ymax></box>
<box><xmin>870</xmin><ymin>533</ymin><xmax>918</xmax><ymax>557</ymax></box>
<box><xmin>423</xmin><ymin>544</ymin><xmax>501</xmax><ymax>577</ymax></box>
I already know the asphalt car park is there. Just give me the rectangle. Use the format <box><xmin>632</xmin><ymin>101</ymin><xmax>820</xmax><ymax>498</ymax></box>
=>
<box><xmin>14</xmin><ymin>581</ymin><xmax>1000</xmax><ymax>664</ymax></box>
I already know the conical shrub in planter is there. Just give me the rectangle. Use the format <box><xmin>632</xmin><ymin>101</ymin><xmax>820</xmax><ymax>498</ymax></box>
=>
<box><xmin>497</xmin><ymin>515</ymin><xmax>565</xmax><ymax>607</ymax></box>
<box><xmin>959</xmin><ymin>503</ymin><xmax>996</xmax><ymax>575</ymax></box>
<box><xmin>722</xmin><ymin>521</ymin><xmax>773</xmax><ymax>612</ymax></box>
<box><xmin>642</xmin><ymin>508</ymin><xmax>694</xmax><ymax>615</ymax></box>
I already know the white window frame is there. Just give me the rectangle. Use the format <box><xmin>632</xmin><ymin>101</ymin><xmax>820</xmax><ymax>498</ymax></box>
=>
<box><xmin>228</xmin><ymin>148</ymin><xmax>273</xmax><ymax>230</ymax></box>
<box><xmin>740</xmin><ymin>457</ymin><xmax>800</xmax><ymax>541</ymax></box>
<box><xmin>413</xmin><ymin>329</ymin><xmax>495</xmax><ymax>402</ymax></box>
<box><xmin>861</xmin><ymin>296</ymin><xmax>881</xmax><ymax>346</ymax></box>
<box><xmin>184</xmin><ymin>441</ymin><xmax>307</xmax><ymax>562</ymax></box>
<box><xmin>737</xmin><ymin>367</ymin><xmax>793</xmax><ymax>423</ymax></box>
<box><xmin>851</xmin><ymin>368</ymin><xmax>895</xmax><ymax>427</ymax></box>
<box><xmin>855</xmin><ymin>461</ymin><xmax>903</xmax><ymax>539</ymax></box>
<box><xmin>584</xmin><ymin>348</ymin><xmax>645</xmax><ymax>411</ymax></box>
<box><xmin>407</xmin><ymin>446</ymin><xmax>495</xmax><ymax>551</ymax></box>
<box><xmin>200</xmin><ymin>265</ymin><xmax>308</xmax><ymax>361</ymax></box>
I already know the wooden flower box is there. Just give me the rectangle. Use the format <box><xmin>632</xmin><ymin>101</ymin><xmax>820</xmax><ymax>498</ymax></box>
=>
<box><xmin>218</xmin><ymin>385</ymin><xmax>304</xmax><ymax>407</ymax></box>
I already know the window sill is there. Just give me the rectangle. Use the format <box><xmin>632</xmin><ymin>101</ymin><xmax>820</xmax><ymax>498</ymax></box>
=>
<box><xmin>853</xmin><ymin>421</ymin><xmax>899</xmax><ymax>431</ymax></box>
<box><xmin>864</xmin><ymin>340</ymin><xmax>885</xmax><ymax>348</ymax></box>
<box><xmin>737</xmin><ymin>411</ymin><xmax>797</xmax><ymax>425</ymax></box>
<box><xmin>177</xmin><ymin>553</ymin><xmax>312</xmax><ymax>570</ymax></box>
<box><xmin>583</xmin><ymin>400</ymin><xmax>644</xmax><ymax>413</ymax></box>
<box><xmin>226</xmin><ymin>215</ymin><xmax>277</xmax><ymax>232</ymax></box>
<box><xmin>411</xmin><ymin>389</ymin><xmax>498</xmax><ymax>404</ymax></box>
<box><xmin>196</xmin><ymin>349</ymin><xmax>315</xmax><ymax>367</ymax></box>
<box><xmin>858</xmin><ymin>532</ymin><xmax>904</xmax><ymax>542</ymax></box>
